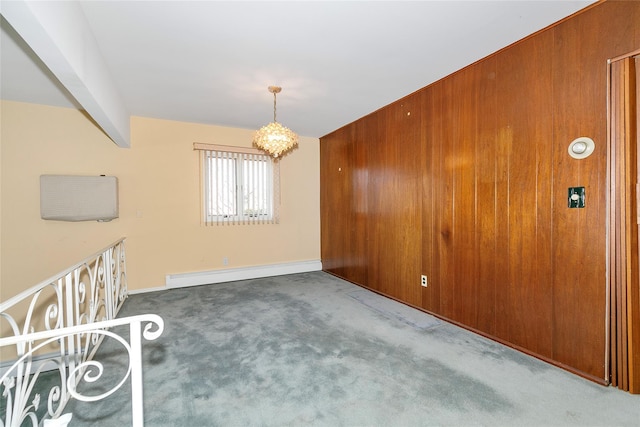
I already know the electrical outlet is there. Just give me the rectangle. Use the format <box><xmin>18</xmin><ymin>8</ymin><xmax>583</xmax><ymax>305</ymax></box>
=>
<box><xmin>223</xmin><ymin>257</ymin><xmax>229</xmax><ymax>266</ymax></box>
<box><xmin>421</xmin><ymin>275</ymin><xmax>428</xmax><ymax>287</ymax></box>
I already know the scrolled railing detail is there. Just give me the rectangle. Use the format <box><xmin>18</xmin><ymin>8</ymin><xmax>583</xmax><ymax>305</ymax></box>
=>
<box><xmin>0</xmin><ymin>238</ymin><xmax>153</xmax><ymax>427</ymax></box>
<box><xmin>67</xmin><ymin>331</ymin><xmax>131</xmax><ymax>403</ymax></box>
<box><xmin>0</xmin><ymin>315</ymin><xmax>164</xmax><ymax>427</ymax></box>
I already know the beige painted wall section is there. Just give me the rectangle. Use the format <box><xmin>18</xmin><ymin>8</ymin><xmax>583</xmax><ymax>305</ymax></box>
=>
<box><xmin>1</xmin><ymin>100</ymin><xmax>320</xmax><ymax>302</ymax></box>
<box><xmin>1</xmin><ymin>101</ymin><xmax>128</xmax><ymax>302</ymax></box>
<box><xmin>126</xmin><ymin>115</ymin><xmax>320</xmax><ymax>289</ymax></box>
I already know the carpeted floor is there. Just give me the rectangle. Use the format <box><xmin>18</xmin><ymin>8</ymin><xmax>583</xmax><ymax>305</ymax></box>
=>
<box><xmin>64</xmin><ymin>271</ymin><xmax>640</xmax><ymax>426</ymax></box>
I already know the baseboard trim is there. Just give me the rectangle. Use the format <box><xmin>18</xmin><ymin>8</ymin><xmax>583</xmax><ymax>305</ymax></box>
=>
<box><xmin>0</xmin><ymin>351</ymin><xmax>71</xmax><ymax>378</ymax></box>
<box><xmin>165</xmin><ymin>260</ymin><xmax>323</xmax><ymax>289</ymax></box>
<box><xmin>128</xmin><ymin>286</ymin><xmax>166</xmax><ymax>295</ymax></box>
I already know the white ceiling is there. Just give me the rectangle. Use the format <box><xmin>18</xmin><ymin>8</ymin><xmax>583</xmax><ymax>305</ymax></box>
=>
<box><xmin>1</xmin><ymin>1</ymin><xmax>596</xmax><ymax>139</ymax></box>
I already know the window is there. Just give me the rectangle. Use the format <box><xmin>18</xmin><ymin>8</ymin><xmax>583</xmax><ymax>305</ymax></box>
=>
<box><xmin>195</xmin><ymin>143</ymin><xmax>279</xmax><ymax>225</ymax></box>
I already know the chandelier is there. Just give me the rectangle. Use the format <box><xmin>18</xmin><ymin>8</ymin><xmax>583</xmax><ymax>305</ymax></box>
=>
<box><xmin>253</xmin><ymin>86</ymin><xmax>299</xmax><ymax>158</ymax></box>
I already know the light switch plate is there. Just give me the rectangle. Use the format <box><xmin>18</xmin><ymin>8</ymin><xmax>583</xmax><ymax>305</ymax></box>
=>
<box><xmin>568</xmin><ymin>187</ymin><xmax>585</xmax><ymax>208</ymax></box>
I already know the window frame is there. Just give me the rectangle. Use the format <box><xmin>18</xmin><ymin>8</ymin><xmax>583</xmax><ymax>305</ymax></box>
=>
<box><xmin>195</xmin><ymin>143</ymin><xmax>280</xmax><ymax>225</ymax></box>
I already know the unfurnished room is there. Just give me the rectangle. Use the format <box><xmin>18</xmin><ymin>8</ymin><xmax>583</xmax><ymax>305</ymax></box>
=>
<box><xmin>1</xmin><ymin>1</ymin><xmax>640</xmax><ymax>426</ymax></box>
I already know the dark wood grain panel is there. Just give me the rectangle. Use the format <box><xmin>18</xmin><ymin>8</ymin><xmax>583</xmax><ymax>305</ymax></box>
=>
<box><xmin>495</xmin><ymin>30</ymin><xmax>554</xmax><ymax>356</ymax></box>
<box><xmin>474</xmin><ymin>57</ymin><xmax>498</xmax><ymax>335</ymax></box>
<box><xmin>435</xmin><ymin>78</ymin><xmax>457</xmax><ymax>320</ymax></box>
<box><xmin>448</xmin><ymin>66</ymin><xmax>480</xmax><ymax>328</ymax></box>
<box><xmin>387</xmin><ymin>95</ymin><xmax>423</xmax><ymax>305</ymax></box>
<box><xmin>320</xmin><ymin>124</ymin><xmax>368</xmax><ymax>285</ymax></box>
<box><xmin>365</xmin><ymin>99</ymin><xmax>423</xmax><ymax>304</ymax></box>
<box><xmin>349</xmin><ymin>120</ymin><xmax>369</xmax><ymax>286</ymax></box>
<box><xmin>365</xmin><ymin>109</ymin><xmax>392</xmax><ymax>295</ymax></box>
<box><xmin>320</xmin><ymin>0</ymin><xmax>640</xmax><ymax>383</ymax></box>
<box><xmin>320</xmin><ymin>126</ymin><xmax>350</xmax><ymax>277</ymax></box>
<box><xmin>550</xmin><ymin>0</ymin><xmax>640</xmax><ymax>379</ymax></box>
<box><xmin>552</xmin><ymin>7</ymin><xmax>607</xmax><ymax>381</ymax></box>
<box><xmin>421</xmin><ymin>86</ymin><xmax>442</xmax><ymax>313</ymax></box>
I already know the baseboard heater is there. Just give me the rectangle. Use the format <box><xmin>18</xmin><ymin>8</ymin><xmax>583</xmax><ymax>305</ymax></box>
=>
<box><xmin>165</xmin><ymin>260</ymin><xmax>323</xmax><ymax>289</ymax></box>
<box><xmin>40</xmin><ymin>175</ymin><xmax>119</xmax><ymax>222</ymax></box>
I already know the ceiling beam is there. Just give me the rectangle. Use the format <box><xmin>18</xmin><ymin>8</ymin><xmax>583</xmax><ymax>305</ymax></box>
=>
<box><xmin>0</xmin><ymin>0</ymin><xmax>130</xmax><ymax>147</ymax></box>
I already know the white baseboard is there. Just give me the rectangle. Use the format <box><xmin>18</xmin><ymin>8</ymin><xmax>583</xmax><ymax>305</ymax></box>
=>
<box><xmin>165</xmin><ymin>260</ymin><xmax>323</xmax><ymax>289</ymax></box>
<box><xmin>0</xmin><ymin>351</ymin><xmax>68</xmax><ymax>378</ymax></box>
<box><xmin>128</xmin><ymin>286</ymin><xmax>166</xmax><ymax>295</ymax></box>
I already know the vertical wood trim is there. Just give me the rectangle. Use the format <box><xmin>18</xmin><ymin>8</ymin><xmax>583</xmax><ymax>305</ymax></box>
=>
<box><xmin>629</xmin><ymin>55</ymin><xmax>640</xmax><ymax>393</ymax></box>
<box><xmin>622</xmin><ymin>57</ymin><xmax>633</xmax><ymax>392</ymax></box>
<box><xmin>609</xmin><ymin>58</ymin><xmax>617</xmax><ymax>386</ymax></box>
<box><xmin>621</xmin><ymin>59</ymin><xmax>638</xmax><ymax>390</ymax></box>
<box><xmin>609</xmin><ymin>54</ymin><xmax>640</xmax><ymax>393</ymax></box>
<box><xmin>612</xmin><ymin>58</ymin><xmax>627</xmax><ymax>389</ymax></box>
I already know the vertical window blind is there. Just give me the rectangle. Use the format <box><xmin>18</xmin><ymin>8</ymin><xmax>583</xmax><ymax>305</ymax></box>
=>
<box><xmin>195</xmin><ymin>143</ymin><xmax>279</xmax><ymax>225</ymax></box>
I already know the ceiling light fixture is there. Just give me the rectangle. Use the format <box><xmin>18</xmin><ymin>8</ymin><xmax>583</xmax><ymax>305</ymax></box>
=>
<box><xmin>253</xmin><ymin>86</ymin><xmax>298</xmax><ymax>158</ymax></box>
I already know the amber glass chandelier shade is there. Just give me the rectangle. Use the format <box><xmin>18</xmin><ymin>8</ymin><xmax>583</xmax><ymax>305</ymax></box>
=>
<box><xmin>252</xmin><ymin>86</ymin><xmax>299</xmax><ymax>158</ymax></box>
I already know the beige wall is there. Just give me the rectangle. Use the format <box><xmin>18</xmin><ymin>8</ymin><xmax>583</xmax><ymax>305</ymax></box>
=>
<box><xmin>0</xmin><ymin>100</ymin><xmax>320</xmax><ymax>301</ymax></box>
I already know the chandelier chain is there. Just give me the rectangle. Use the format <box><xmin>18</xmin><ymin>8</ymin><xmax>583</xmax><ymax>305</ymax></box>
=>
<box><xmin>273</xmin><ymin>91</ymin><xmax>277</xmax><ymax>123</ymax></box>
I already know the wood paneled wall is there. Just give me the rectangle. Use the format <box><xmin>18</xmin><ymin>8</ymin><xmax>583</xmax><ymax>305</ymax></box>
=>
<box><xmin>320</xmin><ymin>1</ymin><xmax>640</xmax><ymax>382</ymax></box>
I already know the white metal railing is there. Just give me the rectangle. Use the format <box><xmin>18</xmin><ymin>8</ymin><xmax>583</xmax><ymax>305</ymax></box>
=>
<box><xmin>0</xmin><ymin>314</ymin><xmax>164</xmax><ymax>427</ymax></box>
<box><xmin>0</xmin><ymin>238</ymin><xmax>161</xmax><ymax>426</ymax></box>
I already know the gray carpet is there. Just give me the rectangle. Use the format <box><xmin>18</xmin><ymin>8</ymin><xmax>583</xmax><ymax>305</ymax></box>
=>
<box><xmin>63</xmin><ymin>271</ymin><xmax>639</xmax><ymax>426</ymax></box>
<box><xmin>347</xmin><ymin>290</ymin><xmax>441</xmax><ymax>330</ymax></box>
